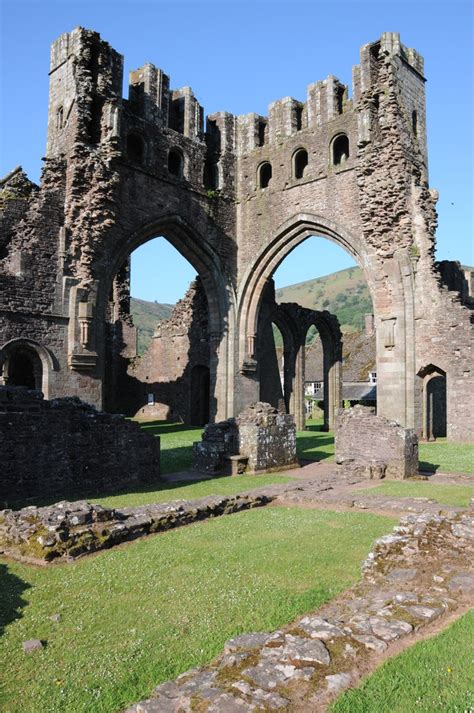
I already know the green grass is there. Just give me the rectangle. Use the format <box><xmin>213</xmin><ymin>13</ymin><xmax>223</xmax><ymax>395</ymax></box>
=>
<box><xmin>0</xmin><ymin>508</ymin><xmax>395</xmax><ymax>713</ymax></box>
<box><xmin>355</xmin><ymin>481</ymin><xmax>474</xmax><ymax>508</ymax></box>
<box><xmin>331</xmin><ymin>609</ymin><xmax>474</xmax><ymax>713</ymax></box>
<box><xmin>94</xmin><ymin>473</ymin><xmax>294</xmax><ymax>509</ymax></box>
<box><xmin>419</xmin><ymin>439</ymin><xmax>474</xmax><ymax>474</ymax></box>
<box><xmin>297</xmin><ymin>419</ymin><xmax>335</xmax><ymax>462</ymax></box>
<box><xmin>140</xmin><ymin>420</ymin><xmax>204</xmax><ymax>473</ymax></box>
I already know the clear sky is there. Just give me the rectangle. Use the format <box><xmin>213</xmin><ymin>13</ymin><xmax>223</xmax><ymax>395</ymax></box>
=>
<box><xmin>1</xmin><ymin>0</ymin><xmax>472</xmax><ymax>303</ymax></box>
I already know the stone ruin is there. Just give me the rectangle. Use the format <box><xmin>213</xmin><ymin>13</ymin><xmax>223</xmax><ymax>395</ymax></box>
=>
<box><xmin>0</xmin><ymin>386</ymin><xmax>160</xmax><ymax>505</ymax></box>
<box><xmin>193</xmin><ymin>402</ymin><xmax>298</xmax><ymax>476</ymax></box>
<box><xmin>335</xmin><ymin>405</ymin><xmax>418</xmax><ymax>480</ymax></box>
<box><xmin>1</xmin><ymin>27</ymin><xmax>472</xmax><ymax>446</ymax></box>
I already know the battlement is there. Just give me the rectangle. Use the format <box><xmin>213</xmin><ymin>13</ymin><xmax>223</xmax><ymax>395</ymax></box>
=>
<box><xmin>45</xmin><ymin>28</ymin><xmax>427</xmax><ymax>194</ymax></box>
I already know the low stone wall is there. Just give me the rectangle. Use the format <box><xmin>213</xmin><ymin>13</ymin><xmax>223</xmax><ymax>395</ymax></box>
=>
<box><xmin>0</xmin><ymin>492</ymin><xmax>273</xmax><ymax>563</ymax></box>
<box><xmin>125</xmin><ymin>504</ymin><xmax>474</xmax><ymax>712</ymax></box>
<box><xmin>0</xmin><ymin>386</ymin><xmax>160</xmax><ymax>505</ymax></box>
<box><xmin>335</xmin><ymin>405</ymin><xmax>418</xmax><ymax>479</ymax></box>
<box><xmin>193</xmin><ymin>402</ymin><xmax>298</xmax><ymax>475</ymax></box>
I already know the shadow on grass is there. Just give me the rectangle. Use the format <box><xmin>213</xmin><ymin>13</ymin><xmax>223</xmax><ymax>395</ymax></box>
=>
<box><xmin>138</xmin><ymin>420</ymin><xmax>203</xmax><ymax>436</ymax></box>
<box><xmin>419</xmin><ymin>461</ymin><xmax>441</xmax><ymax>473</ymax></box>
<box><xmin>0</xmin><ymin>563</ymin><xmax>30</xmax><ymax>637</ymax></box>
<box><xmin>297</xmin><ymin>424</ymin><xmax>335</xmax><ymax>463</ymax></box>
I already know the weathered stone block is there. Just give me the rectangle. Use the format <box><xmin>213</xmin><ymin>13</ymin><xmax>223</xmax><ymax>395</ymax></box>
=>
<box><xmin>192</xmin><ymin>402</ymin><xmax>298</xmax><ymax>475</ymax></box>
<box><xmin>335</xmin><ymin>405</ymin><xmax>418</xmax><ymax>480</ymax></box>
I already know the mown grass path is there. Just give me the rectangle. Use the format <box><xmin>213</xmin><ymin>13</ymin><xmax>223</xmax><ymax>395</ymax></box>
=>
<box><xmin>0</xmin><ymin>508</ymin><xmax>395</xmax><ymax>713</ymax></box>
<box><xmin>331</xmin><ymin>609</ymin><xmax>474</xmax><ymax>713</ymax></box>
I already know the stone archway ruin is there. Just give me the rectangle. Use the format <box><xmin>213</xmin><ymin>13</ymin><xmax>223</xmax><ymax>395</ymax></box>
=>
<box><xmin>0</xmin><ymin>29</ymin><xmax>472</xmax><ymax>440</ymax></box>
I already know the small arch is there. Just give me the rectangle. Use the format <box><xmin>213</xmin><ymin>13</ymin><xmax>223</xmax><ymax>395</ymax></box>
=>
<box><xmin>258</xmin><ymin>161</ymin><xmax>272</xmax><ymax>189</ymax></box>
<box><xmin>126</xmin><ymin>133</ymin><xmax>145</xmax><ymax>164</ymax></box>
<box><xmin>8</xmin><ymin>348</ymin><xmax>40</xmax><ymax>389</ymax></box>
<box><xmin>331</xmin><ymin>134</ymin><xmax>349</xmax><ymax>166</ymax></box>
<box><xmin>293</xmin><ymin>148</ymin><xmax>308</xmax><ymax>180</ymax></box>
<box><xmin>168</xmin><ymin>148</ymin><xmax>184</xmax><ymax>178</ymax></box>
<box><xmin>418</xmin><ymin>364</ymin><xmax>446</xmax><ymax>440</ymax></box>
<box><xmin>412</xmin><ymin>110</ymin><xmax>418</xmax><ymax>137</ymax></box>
<box><xmin>203</xmin><ymin>158</ymin><xmax>219</xmax><ymax>190</ymax></box>
<box><xmin>0</xmin><ymin>339</ymin><xmax>57</xmax><ymax>398</ymax></box>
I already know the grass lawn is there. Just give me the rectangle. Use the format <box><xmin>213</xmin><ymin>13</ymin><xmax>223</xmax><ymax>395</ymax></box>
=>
<box><xmin>419</xmin><ymin>439</ymin><xmax>474</xmax><ymax>474</ymax></box>
<box><xmin>0</xmin><ymin>507</ymin><xmax>395</xmax><ymax>713</ymax></box>
<box><xmin>355</xmin><ymin>481</ymin><xmax>474</xmax><ymax>508</ymax></box>
<box><xmin>138</xmin><ymin>420</ymin><xmax>204</xmax><ymax>473</ymax></box>
<box><xmin>297</xmin><ymin>419</ymin><xmax>335</xmax><ymax>462</ymax></box>
<box><xmin>331</xmin><ymin>609</ymin><xmax>474</xmax><ymax>713</ymax></box>
<box><xmin>94</xmin><ymin>473</ymin><xmax>295</xmax><ymax>509</ymax></box>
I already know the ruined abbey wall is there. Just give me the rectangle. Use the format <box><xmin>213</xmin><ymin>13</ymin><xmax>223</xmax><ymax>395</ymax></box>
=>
<box><xmin>0</xmin><ymin>28</ymin><xmax>472</xmax><ymax>441</ymax></box>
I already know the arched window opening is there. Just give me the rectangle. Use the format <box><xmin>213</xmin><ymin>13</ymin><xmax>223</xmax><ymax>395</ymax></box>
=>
<box><xmin>295</xmin><ymin>105</ymin><xmax>303</xmax><ymax>131</ymax></box>
<box><xmin>7</xmin><ymin>347</ymin><xmax>42</xmax><ymax>390</ymax></box>
<box><xmin>258</xmin><ymin>162</ymin><xmax>272</xmax><ymax>189</ymax></box>
<box><xmin>293</xmin><ymin>148</ymin><xmax>308</xmax><ymax>179</ymax></box>
<box><xmin>257</xmin><ymin>121</ymin><xmax>267</xmax><ymax>147</ymax></box>
<box><xmin>332</xmin><ymin>134</ymin><xmax>349</xmax><ymax>166</ymax></box>
<box><xmin>203</xmin><ymin>158</ymin><xmax>219</xmax><ymax>190</ymax></box>
<box><xmin>418</xmin><ymin>365</ymin><xmax>446</xmax><ymax>440</ymax></box>
<box><xmin>412</xmin><ymin>110</ymin><xmax>418</xmax><ymax>137</ymax></box>
<box><xmin>168</xmin><ymin>148</ymin><xmax>183</xmax><ymax>177</ymax></box>
<box><xmin>57</xmin><ymin>106</ymin><xmax>64</xmax><ymax>130</ymax></box>
<box><xmin>126</xmin><ymin>134</ymin><xmax>145</xmax><ymax>164</ymax></box>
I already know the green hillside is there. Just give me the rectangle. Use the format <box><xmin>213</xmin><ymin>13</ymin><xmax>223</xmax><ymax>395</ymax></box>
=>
<box><xmin>130</xmin><ymin>297</ymin><xmax>174</xmax><ymax>354</ymax></box>
<box><xmin>275</xmin><ymin>266</ymin><xmax>373</xmax><ymax>334</ymax></box>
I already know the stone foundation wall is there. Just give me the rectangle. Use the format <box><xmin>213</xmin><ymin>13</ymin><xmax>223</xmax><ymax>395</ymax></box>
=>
<box><xmin>0</xmin><ymin>386</ymin><xmax>160</xmax><ymax>505</ymax></box>
<box><xmin>335</xmin><ymin>405</ymin><xmax>418</xmax><ymax>479</ymax></box>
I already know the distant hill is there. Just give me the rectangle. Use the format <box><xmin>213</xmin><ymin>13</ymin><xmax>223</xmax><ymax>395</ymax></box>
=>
<box><xmin>130</xmin><ymin>297</ymin><xmax>174</xmax><ymax>354</ymax></box>
<box><xmin>275</xmin><ymin>266</ymin><xmax>373</xmax><ymax>335</ymax></box>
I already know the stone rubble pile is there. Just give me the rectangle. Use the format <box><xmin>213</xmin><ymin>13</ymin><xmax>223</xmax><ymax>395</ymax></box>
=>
<box><xmin>0</xmin><ymin>493</ymin><xmax>272</xmax><ymax>563</ymax></box>
<box><xmin>125</xmin><ymin>505</ymin><xmax>474</xmax><ymax>712</ymax></box>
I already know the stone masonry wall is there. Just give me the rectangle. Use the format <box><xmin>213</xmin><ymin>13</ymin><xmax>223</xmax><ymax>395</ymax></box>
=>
<box><xmin>0</xmin><ymin>28</ymin><xmax>472</xmax><ymax>442</ymax></box>
<box><xmin>335</xmin><ymin>405</ymin><xmax>418</xmax><ymax>479</ymax></box>
<box><xmin>237</xmin><ymin>402</ymin><xmax>297</xmax><ymax>473</ymax></box>
<box><xmin>120</xmin><ymin>278</ymin><xmax>210</xmax><ymax>423</ymax></box>
<box><xmin>0</xmin><ymin>386</ymin><xmax>160</xmax><ymax>505</ymax></box>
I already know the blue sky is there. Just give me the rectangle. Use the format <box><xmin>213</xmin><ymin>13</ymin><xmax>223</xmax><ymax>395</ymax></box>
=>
<box><xmin>1</xmin><ymin>0</ymin><xmax>472</xmax><ymax>302</ymax></box>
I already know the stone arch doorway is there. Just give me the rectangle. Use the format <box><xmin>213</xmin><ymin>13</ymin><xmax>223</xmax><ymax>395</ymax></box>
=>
<box><xmin>418</xmin><ymin>365</ymin><xmax>447</xmax><ymax>440</ymax></box>
<box><xmin>0</xmin><ymin>338</ymin><xmax>57</xmax><ymax>397</ymax></box>
<box><xmin>238</xmin><ymin>214</ymin><xmax>368</xmax><ymax>422</ymax></box>
<box><xmin>190</xmin><ymin>365</ymin><xmax>210</xmax><ymax>426</ymax></box>
<box><xmin>7</xmin><ymin>347</ymin><xmax>40</xmax><ymax>389</ymax></box>
<box><xmin>95</xmin><ymin>215</ymin><xmax>234</xmax><ymax>423</ymax></box>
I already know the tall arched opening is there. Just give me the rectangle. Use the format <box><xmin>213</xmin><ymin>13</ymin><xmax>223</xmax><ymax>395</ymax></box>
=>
<box><xmin>95</xmin><ymin>216</ymin><xmax>233</xmax><ymax>424</ymax></box>
<box><xmin>238</xmin><ymin>214</ymin><xmax>382</xmax><ymax>425</ymax></box>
